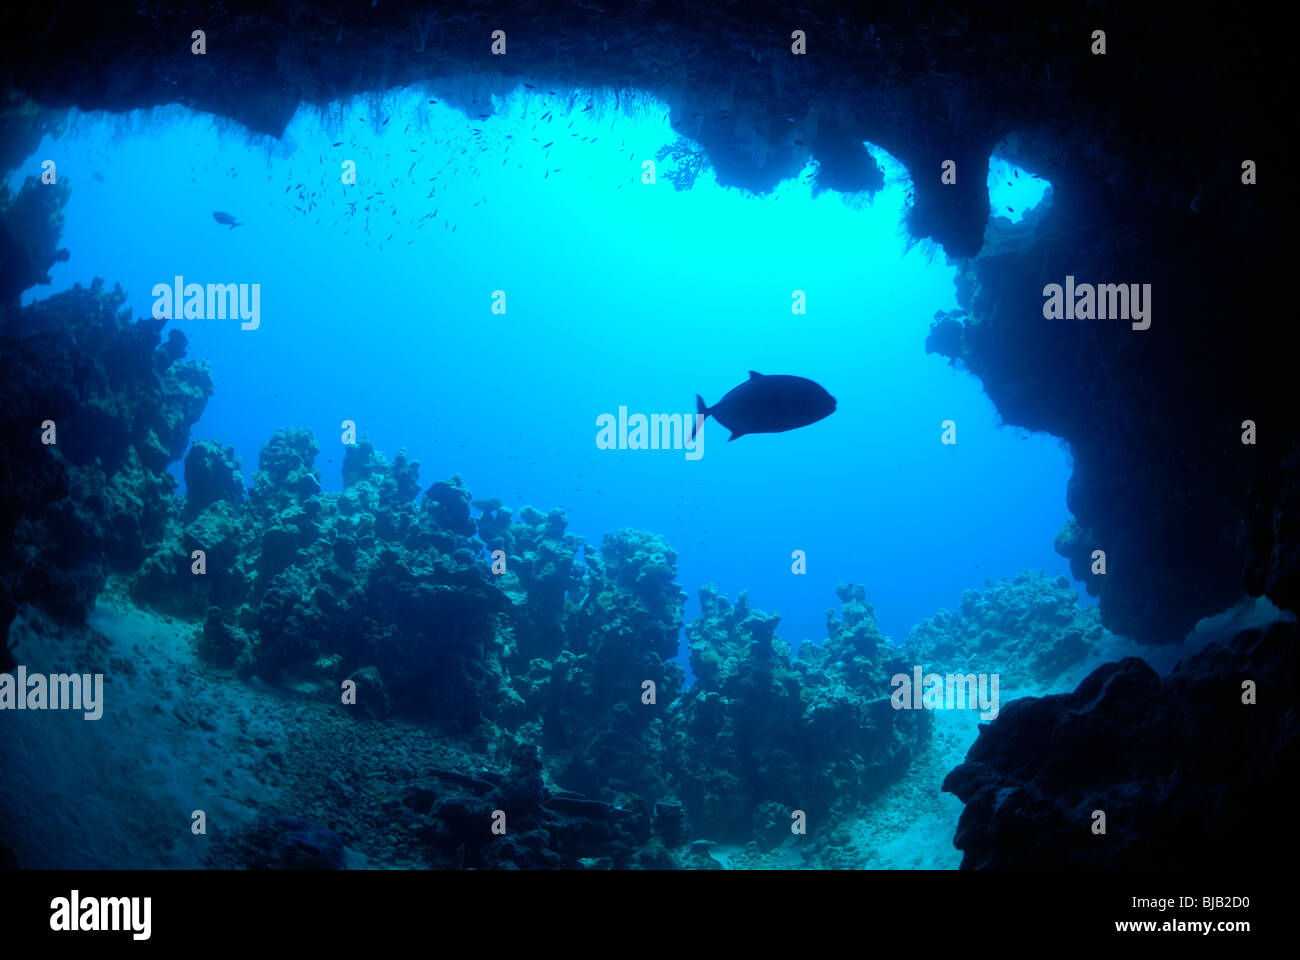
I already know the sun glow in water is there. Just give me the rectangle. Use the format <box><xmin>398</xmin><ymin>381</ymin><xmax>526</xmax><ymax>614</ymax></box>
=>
<box><xmin>988</xmin><ymin>155</ymin><xmax>1051</xmax><ymax>223</ymax></box>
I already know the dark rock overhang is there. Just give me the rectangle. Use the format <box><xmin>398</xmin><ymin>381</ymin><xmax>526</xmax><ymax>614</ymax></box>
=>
<box><xmin>1</xmin><ymin>1</ymin><xmax>1294</xmax><ymax>644</ymax></box>
<box><xmin>2</xmin><ymin>2</ymin><xmax>1280</xmax><ymax>257</ymax></box>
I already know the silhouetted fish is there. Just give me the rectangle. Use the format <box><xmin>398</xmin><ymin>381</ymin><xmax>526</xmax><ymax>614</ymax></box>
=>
<box><xmin>693</xmin><ymin>371</ymin><xmax>836</xmax><ymax>442</ymax></box>
<box><xmin>212</xmin><ymin>211</ymin><xmax>242</xmax><ymax>229</ymax></box>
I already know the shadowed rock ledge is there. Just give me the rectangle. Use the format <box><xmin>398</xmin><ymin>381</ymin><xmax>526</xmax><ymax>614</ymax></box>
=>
<box><xmin>942</xmin><ymin>619</ymin><xmax>1297</xmax><ymax>868</ymax></box>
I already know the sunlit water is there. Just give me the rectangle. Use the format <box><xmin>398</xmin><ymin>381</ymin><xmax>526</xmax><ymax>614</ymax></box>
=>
<box><xmin>11</xmin><ymin>83</ymin><xmax>1073</xmax><ymax>652</ymax></box>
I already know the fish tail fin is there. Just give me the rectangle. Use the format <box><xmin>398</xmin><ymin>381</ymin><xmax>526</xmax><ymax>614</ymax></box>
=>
<box><xmin>690</xmin><ymin>395</ymin><xmax>709</xmax><ymax>442</ymax></box>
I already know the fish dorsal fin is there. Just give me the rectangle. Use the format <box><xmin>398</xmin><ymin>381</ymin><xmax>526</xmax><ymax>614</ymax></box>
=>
<box><xmin>748</xmin><ymin>370</ymin><xmax>763</xmax><ymax>380</ymax></box>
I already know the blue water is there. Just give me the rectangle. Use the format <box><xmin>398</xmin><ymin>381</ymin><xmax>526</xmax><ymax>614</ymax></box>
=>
<box><xmin>12</xmin><ymin>84</ymin><xmax>1074</xmax><ymax>649</ymax></box>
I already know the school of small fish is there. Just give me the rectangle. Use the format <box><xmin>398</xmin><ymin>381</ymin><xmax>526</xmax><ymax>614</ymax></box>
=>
<box><xmin>230</xmin><ymin>87</ymin><xmax>659</xmax><ymax>252</ymax></box>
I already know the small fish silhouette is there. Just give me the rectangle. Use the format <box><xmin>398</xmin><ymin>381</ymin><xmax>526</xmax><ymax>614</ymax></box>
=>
<box><xmin>212</xmin><ymin>211</ymin><xmax>242</xmax><ymax>229</ymax></box>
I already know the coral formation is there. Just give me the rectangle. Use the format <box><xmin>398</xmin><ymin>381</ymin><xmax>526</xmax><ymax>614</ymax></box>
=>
<box><xmin>1</xmin><ymin>264</ymin><xmax>212</xmax><ymax>662</ymax></box>
<box><xmin>653</xmin><ymin>137</ymin><xmax>710</xmax><ymax>191</ymax></box>
<box><xmin>667</xmin><ymin>583</ymin><xmax>930</xmax><ymax>845</ymax></box>
<box><xmin>905</xmin><ymin>571</ymin><xmax>1102</xmax><ymax>688</ymax></box>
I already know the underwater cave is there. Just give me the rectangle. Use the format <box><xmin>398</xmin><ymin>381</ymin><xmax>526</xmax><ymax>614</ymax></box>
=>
<box><xmin>0</xmin><ymin>0</ymin><xmax>1293</xmax><ymax>938</ymax></box>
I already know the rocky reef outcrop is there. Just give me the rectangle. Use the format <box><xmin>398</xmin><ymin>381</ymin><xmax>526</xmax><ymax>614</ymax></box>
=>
<box><xmin>667</xmin><ymin>583</ymin><xmax>930</xmax><ymax>846</ymax></box>
<box><xmin>0</xmin><ymin>269</ymin><xmax>211</xmax><ymax>667</ymax></box>
<box><xmin>128</xmin><ymin>428</ymin><xmax>688</xmax><ymax>807</ymax></box>
<box><xmin>513</xmin><ymin>526</ymin><xmax>686</xmax><ymax>806</ymax></box>
<box><xmin>0</xmin><ymin>150</ymin><xmax>213</xmax><ymax>662</ymax></box>
<box><xmin>942</xmin><ymin>619</ymin><xmax>1297</xmax><ymax>868</ymax></box>
<box><xmin>906</xmin><ymin>571</ymin><xmax>1102</xmax><ymax>688</ymax></box>
<box><xmin>149</xmin><ymin>434</ymin><xmax>518</xmax><ymax>732</ymax></box>
<box><xmin>124</xmin><ymin>420</ymin><xmax>942</xmax><ymax>856</ymax></box>
<box><xmin>1</xmin><ymin>285</ymin><xmax>210</xmax><ymax>606</ymax></box>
